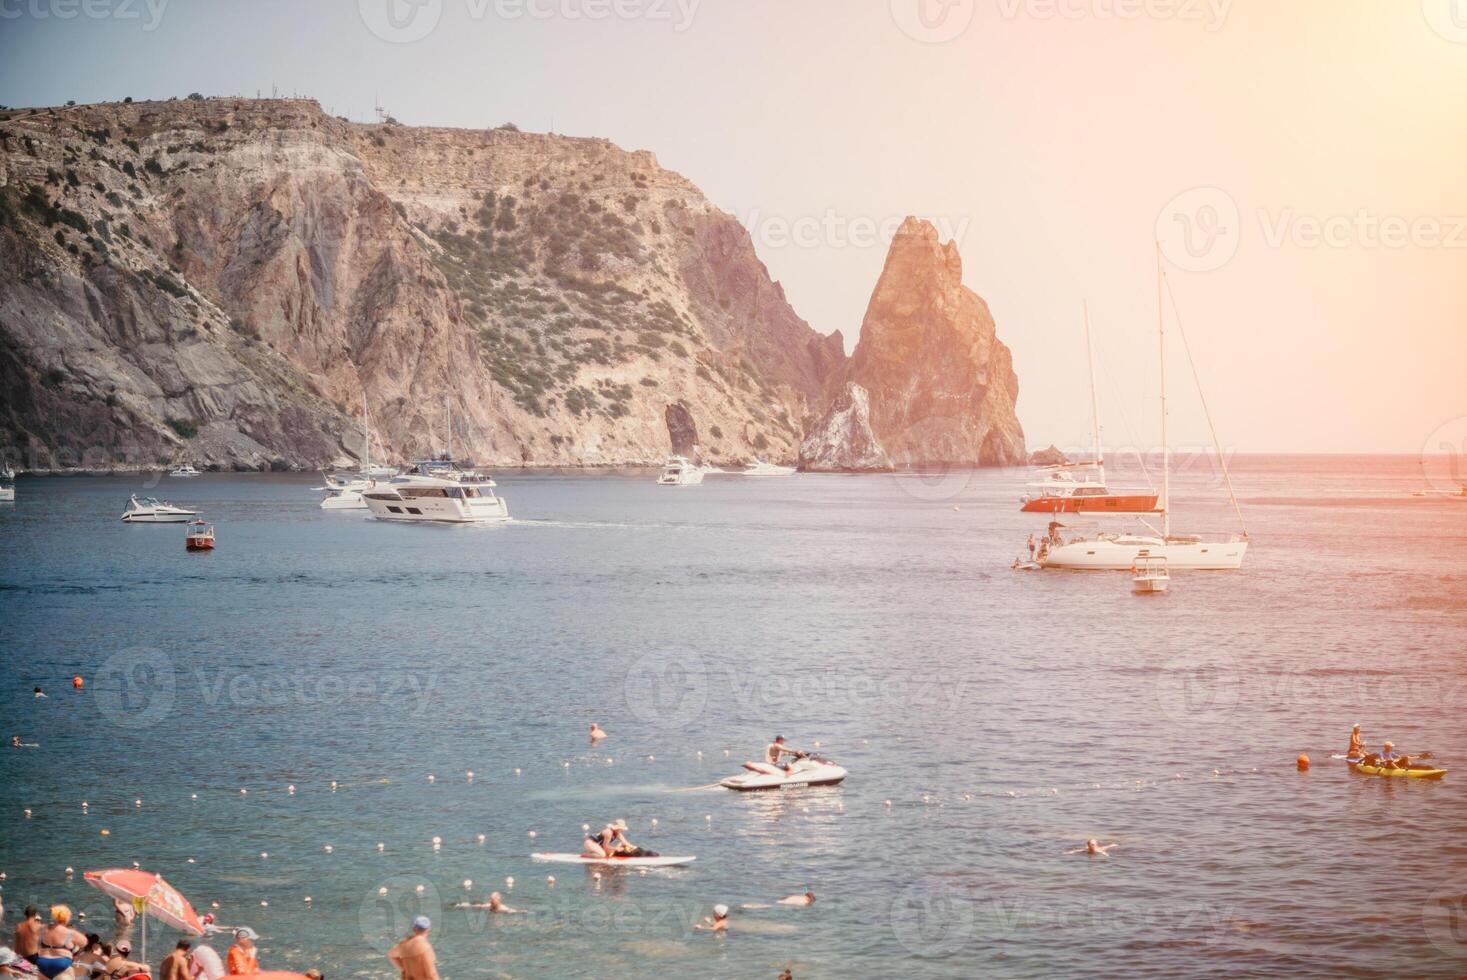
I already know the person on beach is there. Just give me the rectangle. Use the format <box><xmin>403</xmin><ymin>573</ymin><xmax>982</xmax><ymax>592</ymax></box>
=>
<box><xmin>589</xmin><ymin>723</ymin><xmax>608</xmax><ymax>742</ymax></box>
<box><xmin>0</xmin><ymin>947</ymin><xmax>39</xmax><ymax>977</ymax></box>
<box><xmin>105</xmin><ymin>940</ymin><xmax>150</xmax><ymax>978</ymax></box>
<box><xmin>386</xmin><ymin>917</ymin><xmax>438</xmax><ymax>980</ymax></box>
<box><xmin>224</xmin><ymin>930</ymin><xmax>257</xmax><ymax>975</ymax></box>
<box><xmin>13</xmin><ymin>907</ymin><xmax>41</xmax><ymax>960</ymax></box>
<box><xmin>73</xmin><ymin>934</ymin><xmax>106</xmax><ymax>976</ymax></box>
<box><xmin>777</xmin><ymin>892</ymin><xmax>815</xmax><ymax>907</ymax></box>
<box><xmin>159</xmin><ymin>941</ymin><xmax>191</xmax><ymax>980</ymax></box>
<box><xmin>694</xmin><ymin>905</ymin><xmax>729</xmax><ymax>933</ymax></box>
<box><xmin>1027</xmin><ymin>534</ymin><xmax>1037</xmax><ymax>559</ymax></box>
<box><xmin>36</xmin><ymin>906</ymin><xmax>87</xmax><ymax>978</ymax></box>
<box><xmin>111</xmin><ymin>902</ymin><xmax>137</xmax><ymax>949</ymax></box>
<box><xmin>1067</xmin><ymin>839</ymin><xmax>1119</xmax><ymax>857</ymax></box>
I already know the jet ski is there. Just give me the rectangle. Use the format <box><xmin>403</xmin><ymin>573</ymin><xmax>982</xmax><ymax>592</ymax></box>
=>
<box><xmin>720</xmin><ymin>754</ymin><xmax>848</xmax><ymax>792</ymax></box>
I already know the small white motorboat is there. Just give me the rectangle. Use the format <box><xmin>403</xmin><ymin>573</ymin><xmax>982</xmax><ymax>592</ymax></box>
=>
<box><xmin>169</xmin><ymin>463</ymin><xmax>201</xmax><ymax>478</ymax></box>
<box><xmin>320</xmin><ymin>489</ymin><xmax>368</xmax><ymax>510</ymax></box>
<box><xmin>657</xmin><ymin>456</ymin><xmax>705</xmax><ymax>486</ymax></box>
<box><xmin>740</xmin><ymin>458</ymin><xmax>796</xmax><ymax>477</ymax></box>
<box><xmin>1132</xmin><ymin>556</ymin><xmax>1170</xmax><ymax>594</ymax></box>
<box><xmin>0</xmin><ymin>485</ymin><xmax>13</xmax><ymax>502</ymax></box>
<box><xmin>720</xmin><ymin>755</ymin><xmax>848</xmax><ymax>792</ymax></box>
<box><xmin>121</xmin><ymin>495</ymin><xmax>197</xmax><ymax>523</ymax></box>
<box><xmin>531</xmin><ymin>853</ymin><xmax>695</xmax><ymax>868</ymax></box>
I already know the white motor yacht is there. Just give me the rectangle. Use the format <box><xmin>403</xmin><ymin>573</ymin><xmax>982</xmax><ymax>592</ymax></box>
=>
<box><xmin>740</xmin><ymin>458</ymin><xmax>796</xmax><ymax>477</ymax></box>
<box><xmin>168</xmin><ymin>464</ymin><xmax>201</xmax><ymax>478</ymax></box>
<box><xmin>362</xmin><ymin>459</ymin><xmax>510</xmax><ymax>523</ymax></box>
<box><xmin>121</xmin><ymin>495</ymin><xmax>197</xmax><ymax>523</ymax></box>
<box><xmin>657</xmin><ymin>456</ymin><xmax>705</xmax><ymax>486</ymax></box>
<box><xmin>0</xmin><ymin>485</ymin><xmax>13</xmax><ymax>503</ymax></box>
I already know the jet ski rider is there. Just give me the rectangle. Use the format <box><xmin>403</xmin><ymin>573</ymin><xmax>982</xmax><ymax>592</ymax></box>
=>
<box><xmin>765</xmin><ymin>735</ymin><xmax>806</xmax><ymax>774</ymax></box>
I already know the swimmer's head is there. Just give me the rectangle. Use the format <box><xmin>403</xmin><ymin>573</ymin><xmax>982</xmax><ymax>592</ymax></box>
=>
<box><xmin>713</xmin><ymin>904</ymin><xmax>729</xmax><ymax>918</ymax></box>
<box><xmin>412</xmin><ymin>916</ymin><xmax>431</xmax><ymax>933</ymax></box>
<box><xmin>773</xmin><ymin>735</ymin><xmax>785</xmax><ymax>743</ymax></box>
<box><xmin>51</xmin><ymin>905</ymin><xmax>71</xmax><ymax>925</ymax></box>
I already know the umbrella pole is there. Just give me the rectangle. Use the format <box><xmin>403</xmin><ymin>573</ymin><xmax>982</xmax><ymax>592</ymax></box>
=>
<box><xmin>142</xmin><ymin>912</ymin><xmax>147</xmax><ymax>965</ymax></box>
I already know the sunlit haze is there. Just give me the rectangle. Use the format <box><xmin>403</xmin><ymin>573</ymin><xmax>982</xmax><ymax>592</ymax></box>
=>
<box><xmin>2</xmin><ymin>0</ymin><xmax>1463</xmax><ymax>454</ymax></box>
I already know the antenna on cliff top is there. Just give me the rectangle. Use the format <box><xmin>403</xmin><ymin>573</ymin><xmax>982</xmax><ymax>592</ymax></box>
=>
<box><xmin>374</xmin><ymin>92</ymin><xmax>388</xmax><ymax>124</ymax></box>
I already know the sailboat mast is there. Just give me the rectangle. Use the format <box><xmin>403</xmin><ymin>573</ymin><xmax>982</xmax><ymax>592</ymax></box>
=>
<box><xmin>445</xmin><ymin>395</ymin><xmax>453</xmax><ymax>461</ymax></box>
<box><xmin>1084</xmin><ymin>301</ymin><xmax>1102</xmax><ymax>469</ymax></box>
<box><xmin>1156</xmin><ymin>242</ymin><xmax>1169</xmax><ymax>540</ymax></box>
<box><xmin>361</xmin><ymin>392</ymin><xmax>371</xmax><ymax>471</ymax></box>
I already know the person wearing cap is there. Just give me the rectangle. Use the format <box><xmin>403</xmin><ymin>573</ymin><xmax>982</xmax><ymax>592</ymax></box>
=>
<box><xmin>225</xmin><ymin>929</ymin><xmax>258</xmax><ymax>975</ymax></box>
<box><xmin>695</xmin><ymin>905</ymin><xmax>729</xmax><ymax>933</ymax></box>
<box><xmin>387</xmin><ymin>917</ymin><xmax>438</xmax><ymax>980</ymax></box>
<box><xmin>103</xmin><ymin>940</ymin><xmax>149</xmax><ymax>978</ymax></box>
<box><xmin>765</xmin><ymin>736</ymin><xmax>805</xmax><ymax>774</ymax></box>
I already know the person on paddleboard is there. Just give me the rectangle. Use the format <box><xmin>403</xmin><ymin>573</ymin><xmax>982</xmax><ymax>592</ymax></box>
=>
<box><xmin>766</xmin><ymin>736</ymin><xmax>805</xmax><ymax>773</ymax></box>
<box><xmin>1347</xmin><ymin>724</ymin><xmax>1367</xmax><ymax>760</ymax></box>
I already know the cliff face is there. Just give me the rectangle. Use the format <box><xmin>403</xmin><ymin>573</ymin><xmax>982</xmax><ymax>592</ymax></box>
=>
<box><xmin>841</xmin><ymin>217</ymin><xmax>1025</xmax><ymax>467</ymax></box>
<box><xmin>799</xmin><ymin>382</ymin><xmax>891</xmax><ymax>472</ymax></box>
<box><xmin>0</xmin><ymin>98</ymin><xmax>840</xmax><ymax>470</ymax></box>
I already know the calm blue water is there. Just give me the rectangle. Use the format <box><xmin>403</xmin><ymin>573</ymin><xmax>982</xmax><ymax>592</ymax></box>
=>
<box><xmin>1</xmin><ymin>457</ymin><xmax>1465</xmax><ymax>978</ymax></box>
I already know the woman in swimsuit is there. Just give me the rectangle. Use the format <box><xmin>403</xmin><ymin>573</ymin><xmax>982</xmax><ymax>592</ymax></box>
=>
<box><xmin>36</xmin><ymin>905</ymin><xmax>88</xmax><ymax>978</ymax></box>
<box><xmin>102</xmin><ymin>941</ymin><xmax>149</xmax><ymax>979</ymax></box>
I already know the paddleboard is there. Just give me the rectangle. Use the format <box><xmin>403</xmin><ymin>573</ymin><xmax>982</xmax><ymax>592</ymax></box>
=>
<box><xmin>531</xmin><ymin>852</ymin><xmax>696</xmax><ymax>867</ymax></box>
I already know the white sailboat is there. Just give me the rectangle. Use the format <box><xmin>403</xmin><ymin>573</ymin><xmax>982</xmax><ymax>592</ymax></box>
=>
<box><xmin>1040</xmin><ymin>247</ymin><xmax>1249</xmax><ymax>571</ymax></box>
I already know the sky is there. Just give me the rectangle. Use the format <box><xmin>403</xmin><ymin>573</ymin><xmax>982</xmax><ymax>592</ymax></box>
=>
<box><xmin>2</xmin><ymin>0</ymin><xmax>1464</xmax><ymax>454</ymax></box>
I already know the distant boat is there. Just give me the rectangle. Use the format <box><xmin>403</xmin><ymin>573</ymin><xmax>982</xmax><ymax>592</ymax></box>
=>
<box><xmin>122</xmin><ymin>495</ymin><xmax>196</xmax><ymax>523</ymax></box>
<box><xmin>169</xmin><ymin>464</ymin><xmax>201</xmax><ymax>478</ymax></box>
<box><xmin>1021</xmin><ymin>305</ymin><xmax>1158</xmax><ymax>515</ymax></box>
<box><xmin>1039</xmin><ymin>249</ymin><xmax>1249</xmax><ymax>571</ymax></box>
<box><xmin>185</xmin><ymin>519</ymin><xmax>215</xmax><ymax>550</ymax></box>
<box><xmin>0</xmin><ymin>485</ymin><xmax>13</xmax><ymax>503</ymax></box>
<box><xmin>1131</xmin><ymin>556</ymin><xmax>1170</xmax><ymax>594</ymax></box>
<box><xmin>740</xmin><ymin>458</ymin><xmax>796</xmax><ymax>477</ymax></box>
<box><xmin>0</xmin><ymin>458</ymin><xmax>13</xmax><ymax>480</ymax></box>
<box><xmin>657</xmin><ymin>456</ymin><xmax>705</xmax><ymax>486</ymax></box>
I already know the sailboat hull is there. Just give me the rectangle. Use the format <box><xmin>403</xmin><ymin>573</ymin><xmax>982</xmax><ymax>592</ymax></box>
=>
<box><xmin>1021</xmin><ymin>493</ymin><xmax>1160</xmax><ymax>514</ymax></box>
<box><xmin>1041</xmin><ymin>536</ymin><xmax>1247</xmax><ymax>570</ymax></box>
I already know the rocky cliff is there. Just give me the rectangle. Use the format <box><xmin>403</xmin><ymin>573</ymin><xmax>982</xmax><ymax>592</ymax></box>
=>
<box><xmin>0</xmin><ymin>98</ymin><xmax>841</xmax><ymax>470</ymax></box>
<box><xmin>799</xmin><ymin>382</ymin><xmax>891</xmax><ymax>472</ymax></box>
<box><xmin>837</xmin><ymin>217</ymin><xmax>1025</xmax><ymax>468</ymax></box>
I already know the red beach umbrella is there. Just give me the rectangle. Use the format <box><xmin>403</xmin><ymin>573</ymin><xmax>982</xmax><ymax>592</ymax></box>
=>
<box><xmin>84</xmin><ymin>868</ymin><xmax>204</xmax><ymax>961</ymax></box>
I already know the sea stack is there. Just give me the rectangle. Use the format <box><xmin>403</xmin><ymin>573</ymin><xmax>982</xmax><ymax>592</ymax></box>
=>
<box><xmin>843</xmin><ymin>217</ymin><xmax>1025</xmax><ymax>467</ymax></box>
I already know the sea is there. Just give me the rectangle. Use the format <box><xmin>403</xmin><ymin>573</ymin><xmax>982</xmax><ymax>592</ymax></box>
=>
<box><xmin>1</xmin><ymin>455</ymin><xmax>1464</xmax><ymax>978</ymax></box>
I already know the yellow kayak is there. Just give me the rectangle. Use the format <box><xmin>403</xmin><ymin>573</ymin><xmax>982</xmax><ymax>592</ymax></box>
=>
<box><xmin>1348</xmin><ymin>762</ymin><xmax>1446</xmax><ymax>780</ymax></box>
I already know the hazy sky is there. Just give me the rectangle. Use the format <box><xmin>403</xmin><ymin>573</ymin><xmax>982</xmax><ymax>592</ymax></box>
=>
<box><xmin>2</xmin><ymin>0</ymin><xmax>1464</xmax><ymax>453</ymax></box>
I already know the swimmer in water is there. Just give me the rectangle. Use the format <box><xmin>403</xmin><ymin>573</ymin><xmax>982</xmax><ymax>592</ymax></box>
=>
<box><xmin>1066</xmin><ymin>839</ymin><xmax>1119</xmax><ymax>857</ymax></box>
<box><xmin>694</xmin><ymin>904</ymin><xmax>729</xmax><ymax>932</ymax></box>
<box><xmin>589</xmin><ymin>723</ymin><xmax>608</xmax><ymax>743</ymax></box>
<box><xmin>12</xmin><ymin>736</ymin><xmax>38</xmax><ymax>748</ymax></box>
<box><xmin>33</xmin><ymin>687</ymin><xmax>46</xmax><ymax>699</ymax></box>
<box><xmin>455</xmin><ymin>891</ymin><xmax>525</xmax><ymax>914</ymax></box>
<box><xmin>777</xmin><ymin>891</ymin><xmax>815</xmax><ymax>907</ymax></box>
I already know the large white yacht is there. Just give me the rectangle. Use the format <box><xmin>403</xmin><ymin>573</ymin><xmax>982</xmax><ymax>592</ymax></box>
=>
<box><xmin>362</xmin><ymin>459</ymin><xmax>510</xmax><ymax>524</ymax></box>
<box><xmin>657</xmin><ymin>456</ymin><xmax>705</xmax><ymax>486</ymax></box>
<box><xmin>121</xmin><ymin>495</ymin><xmax>197</xmax><ymax>523</ymax></box>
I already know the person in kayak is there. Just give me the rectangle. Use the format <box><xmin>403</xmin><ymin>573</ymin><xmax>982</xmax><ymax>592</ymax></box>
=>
<box><xmin>765</xmin><ymin>736</ymin><xmax>805</xmax><ymax>773</ymax></box>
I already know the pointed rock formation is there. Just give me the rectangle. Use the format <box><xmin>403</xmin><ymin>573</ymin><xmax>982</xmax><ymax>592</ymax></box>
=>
<box><xmin>799</xmin><ymin>382</ymin><xmax>892</xmax><ymax>472</ymax></box>
<box><xmin>843</xmin><ymin>217</ymin><xmax>1024</xmax><ymax>466</ymax></box>
<box><xmin>665</xmin><ymin>401</ymin><xmax>698</xmax><ymax>457</ymax></box>
<box><xmin>1029</xmin><ymin>444</ymin><xmax>1067</xmax><ymax>466</ymax></box>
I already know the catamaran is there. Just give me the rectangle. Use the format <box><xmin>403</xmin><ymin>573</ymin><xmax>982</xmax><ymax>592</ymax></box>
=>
<box><xmin>1022</xmin><ymin>305</ymin><xmax>1159</xmax><ymax>514</ymax></box>
<box><xmin>1039</xmin><ymin>249</ymin><xmax>1249</xmax><ymax>571</ymax></box>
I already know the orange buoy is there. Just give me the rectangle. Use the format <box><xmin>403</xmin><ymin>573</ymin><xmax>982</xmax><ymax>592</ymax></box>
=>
<box><xmin>72</xmin><ymin>676</ymin><xmax>84</xmax><ymax>690</ymax></box>
<box><xmin>1296</xmin><ymin>754</ymin><xmax>1310</xmax><ymax>771</ymax></box>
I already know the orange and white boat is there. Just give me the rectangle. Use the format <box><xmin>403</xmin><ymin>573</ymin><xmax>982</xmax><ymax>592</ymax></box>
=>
<box><xmin>1021</xmin><ymin>305</ymin><xmax>1158</xmax><ymax>515</ymax></box>
<box><xmin>185</xmin><ymin>519</ymin><xmax>215</xmax><ymax>551</ymax></box>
